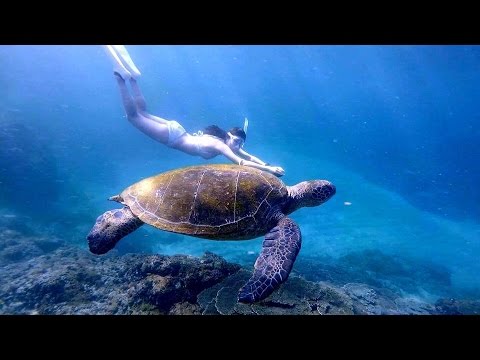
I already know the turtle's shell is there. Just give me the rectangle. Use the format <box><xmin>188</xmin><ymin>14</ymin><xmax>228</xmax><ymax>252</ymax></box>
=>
<box><xmin>118</xmin><ymin>164</ymin><xmax>288</xmax><ymax>240</ymax></box>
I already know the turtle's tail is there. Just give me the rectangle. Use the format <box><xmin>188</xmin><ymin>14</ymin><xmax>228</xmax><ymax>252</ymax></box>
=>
<box><xmin>109</xmin><ymin>194</ymin><xmax>124</xmax><ymax>203</ymax></box>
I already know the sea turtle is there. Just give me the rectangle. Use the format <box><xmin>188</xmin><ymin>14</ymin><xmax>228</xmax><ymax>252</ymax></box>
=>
<box><xmin>87</xmin><ymin>164</ymin><xmax>336</xmax><ymax>303</ymax></box>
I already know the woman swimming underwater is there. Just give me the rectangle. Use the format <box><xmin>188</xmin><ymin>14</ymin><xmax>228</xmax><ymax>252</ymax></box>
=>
<box><xmin>104</xmin><ymin>45</ymin><xmax>285</xmax><ymax>177</ymax></box>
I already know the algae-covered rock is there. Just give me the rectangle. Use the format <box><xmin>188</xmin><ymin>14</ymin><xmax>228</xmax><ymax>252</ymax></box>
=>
<box><xmin>435</xmin><ymin>298</ymin><xmax>480</xmax><ymax>315</ymax></box>
<box><xmin>198</xmin><ymin>269</ymin><xmax>354</xmax><ymax>315</ymax></box>
<box><xmin>0</xmin><ymin>248</ymin><xmax>239</xmax><ymax>315</ymax></box>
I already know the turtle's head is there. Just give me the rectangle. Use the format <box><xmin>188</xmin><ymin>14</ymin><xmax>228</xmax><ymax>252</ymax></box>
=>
<box><xmin>87</xmin><ymin>207</ymin><xmax>143</xmax><ymax>255</ymax></box>
<box><xmin>285</xmin><ymin>180</ymin><xmax>336</xmax><ymax>214</ymax></box>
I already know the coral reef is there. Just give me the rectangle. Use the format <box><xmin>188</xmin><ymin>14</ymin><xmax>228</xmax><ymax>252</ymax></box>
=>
<box><xmin>296</xmin><ymin>249</ymin><xmax>452</xmax><ymax>299</ymax></box>
<box><xmin>434</xmin><ymin>298</ymin><xmax>480</xmax><ymax>315</ymax></box>
<box><xmin>0</xmin><ymin>227</ymin><xmax>474</xmax><ymax>315</ymax></box>
<box><xmin>198</xmin><ymin>269</ymin><xmax>354</xmax><ymax>315</ymax></box>
<box><xmin>0</xmin><ymin>232</ymin><xmax>239</xmax><ymax>314</ymax></box>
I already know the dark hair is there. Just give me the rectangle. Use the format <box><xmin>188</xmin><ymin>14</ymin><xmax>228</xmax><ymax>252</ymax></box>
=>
<box><xmin>202</xmin><ymin>125</ymin><xmax>247</xmax><ymax>142</ymax></box>
<box><xmin>228</xmin><ymin>127</ymin><xmax>246</xmax><ymax>141</ymax></box>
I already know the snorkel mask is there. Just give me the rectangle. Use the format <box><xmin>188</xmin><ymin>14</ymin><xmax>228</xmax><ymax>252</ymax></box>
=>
<box><xmin>226</xmin><ymin>118</ymin><xmax>248</xmax><ymax>149</ymax></box>
<box><xmin>227</xmin><ymin>132</ymin><xmax>245</xmax><ymax>148</ymax></box>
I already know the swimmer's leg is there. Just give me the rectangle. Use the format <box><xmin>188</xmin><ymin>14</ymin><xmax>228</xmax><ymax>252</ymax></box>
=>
<box><xmin>103</xmin><ymin>45</ymin><xmax>131</xmax><ymax>80</ymax></box>
<box><xmin>114</xmin><ymin>73</ymin><xmax>169</xmax><ymax>144</ymax></box>
<box><xmin>111</xmin><ymin>45</ymin><xmax>142</xmax><ymax>78</ymax></box>
<box><xmin>129</xmin><ymin>78</ymin><xmax>147</xmax><ymax>113</ymax></box>
<box><xmin>114</xmin><ymin>72</ymin><xmax>136</xmax><ymax>118</ymax></box>
<box><xmin>129</xmin><ymin>77</ymin><xmax>170</xmax><ymax>125</ymax></box>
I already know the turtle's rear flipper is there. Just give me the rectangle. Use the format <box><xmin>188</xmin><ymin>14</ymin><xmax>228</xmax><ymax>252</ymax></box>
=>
<box><xmin>238</xmin><ymin>217</ymin><xmax>301</xmax><ymax>303</ymax></box>
<box><xmin>87</xmin><ymin>207</ymin><xmax>144</xmax><ymax>255</ymax></box>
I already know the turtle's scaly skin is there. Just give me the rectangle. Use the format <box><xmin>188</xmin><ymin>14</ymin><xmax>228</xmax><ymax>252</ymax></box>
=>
<box><xmin>117</xmin><ymin>164</ymin><xmax>287</xmax><ymax>240</ymax></box>
<box><xmin>88</xmin><ymin>208</ymin><xmax>143</xmax><ymax>255</ymax></box>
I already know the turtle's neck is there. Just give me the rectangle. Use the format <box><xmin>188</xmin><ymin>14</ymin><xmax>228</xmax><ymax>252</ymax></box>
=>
<box><xmin>284</xmin><ymin>182</ymin><xmax>310</xmax><ymax>215</ymax></box>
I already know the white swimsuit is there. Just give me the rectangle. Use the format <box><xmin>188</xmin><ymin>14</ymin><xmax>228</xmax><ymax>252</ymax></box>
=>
<box><xmin>166</xmin><ymin>120</ymin><xmax>187</xmax><ymax>147</ymax></box>
<box><xmin>167</xmin><ymin>123</ymin><xmax>220</xmax><ymax>159</ymax></box>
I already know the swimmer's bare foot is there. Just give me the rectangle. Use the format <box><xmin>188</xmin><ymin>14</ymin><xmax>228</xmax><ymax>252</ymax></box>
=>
<box><xmin>103</xmin><ymin>45</ymin><xmax>132</xmax><ymax>80</ymax></box>
<box><xmin>114</xmin><ymin>71</ymin><xmax>128</xmax><ymax>81</ymax></box>
<box><xmin>111</xmin><ymin>45</ymin><xmax>141</xmax><ymax>78</ymax></box>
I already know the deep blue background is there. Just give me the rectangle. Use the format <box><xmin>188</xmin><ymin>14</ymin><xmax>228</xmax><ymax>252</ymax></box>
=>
<box><xmin>1</xmin><ymin>45</ymin><xmax>479</xmax><ymax>298</ymax></box>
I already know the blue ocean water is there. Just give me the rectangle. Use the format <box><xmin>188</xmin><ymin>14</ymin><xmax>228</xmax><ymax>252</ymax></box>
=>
<box><xmin>1</xmin><ymin>45</ymin><xmax>479</xmax><ymax>310</ymax></box>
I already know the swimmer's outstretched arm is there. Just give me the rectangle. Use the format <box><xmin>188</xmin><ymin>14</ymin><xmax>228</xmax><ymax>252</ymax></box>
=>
<box><xmin>237</xmin><ymin>148</ymin><xmax>269</xmax><ymax>166</ymax></box>
<box><xmin>216</xmin><ymin>143</ymin><xmax>285</xmax><ymax>176</ymax></box>
<box><xmin>237</xmin><ymin>118</ymin><xmax>272</xmax><ymax>166</ymax></box>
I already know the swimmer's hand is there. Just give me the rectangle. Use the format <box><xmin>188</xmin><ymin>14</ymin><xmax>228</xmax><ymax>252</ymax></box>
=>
<box><xmin>267</xmin><ymin>166</ymin><xmax>285</xmax><ymax>177</ymax></box>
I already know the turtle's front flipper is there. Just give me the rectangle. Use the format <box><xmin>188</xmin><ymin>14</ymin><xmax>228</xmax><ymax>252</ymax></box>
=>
<box><xmin>87</xmin><ymin>207</ymin><xmax>144</xmax><ymax>255</ymax></box>
<box><xmin>238</xmin><ymin>217</ymin><xmax>301</xmax><ymax>303</ymax></box>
